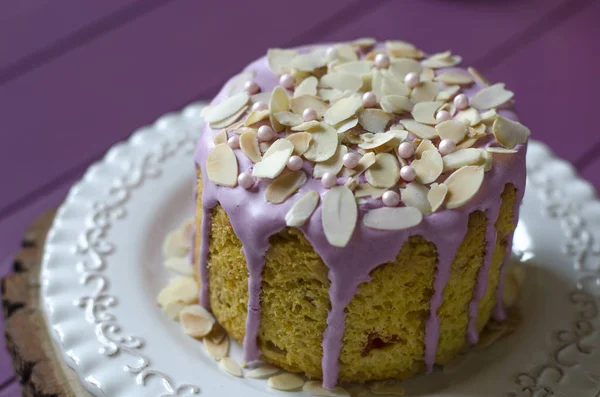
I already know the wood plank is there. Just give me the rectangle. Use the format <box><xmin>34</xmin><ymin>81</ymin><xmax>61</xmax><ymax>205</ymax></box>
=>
<box><xmin>0</xmin><ymin>0</ymin><xmax>369</xmax><ymax>213</ymax></box>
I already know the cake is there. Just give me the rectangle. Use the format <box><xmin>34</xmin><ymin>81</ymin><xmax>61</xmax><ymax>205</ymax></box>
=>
<box><xmin>193</xmin><ymin>39</ymin><xmax>530</xmax><ymax>388</ymax></box>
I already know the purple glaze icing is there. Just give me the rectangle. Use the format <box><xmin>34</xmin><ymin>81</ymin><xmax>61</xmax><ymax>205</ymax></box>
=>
<box><xmin>193</xmin><ymin>46</ymin><xmax>527</xmax><ymax>388</ymax></box>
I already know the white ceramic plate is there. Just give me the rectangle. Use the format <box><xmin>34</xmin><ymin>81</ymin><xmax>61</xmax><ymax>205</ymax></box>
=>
<box><xmin>41</xmin><ymin>103</ymin><xmax>600</xmax><ymax>397</ymax></box>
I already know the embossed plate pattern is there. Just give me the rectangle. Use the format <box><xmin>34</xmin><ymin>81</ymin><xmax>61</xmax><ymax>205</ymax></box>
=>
<box><xmin>41</xmin><ymin>102</ymin><xmax>600</xmax><ymax>397</ymax></box>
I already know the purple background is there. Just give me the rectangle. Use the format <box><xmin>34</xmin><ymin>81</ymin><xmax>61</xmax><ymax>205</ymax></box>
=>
<box><xmin>0</xmin><ymin>0</ymin><xmax>598</xmax><ymax>393</ymax></box>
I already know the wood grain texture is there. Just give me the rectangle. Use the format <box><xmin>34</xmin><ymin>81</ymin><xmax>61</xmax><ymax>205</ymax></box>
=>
<box><xmin>2</xmin><ymin>209</ymin><xmax>91</xmax><ymax>396</ymax></box>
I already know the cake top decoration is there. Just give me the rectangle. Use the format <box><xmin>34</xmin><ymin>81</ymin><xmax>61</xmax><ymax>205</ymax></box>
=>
<box><xmin>200</xmin><ymin>39</ymin><xmax>531</xmax><ymax>248</ymax></box>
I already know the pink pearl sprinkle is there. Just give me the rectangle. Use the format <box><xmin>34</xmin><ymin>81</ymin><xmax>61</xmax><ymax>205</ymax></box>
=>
<box><xmin>325</xmin><ymin>47</ymin><xmax>338</xmax><ymax>62</ymax></box>
<box><xmin>400</xmin><ymin>165</ymin><xmax>416</xmax><ymax>182</ymax></box>
<box><xmin>244</xmin><ymin>81</ymin><xmax>260</xmax><ymax>95</ymax></box>
<box><xmin>454</xmin><ymin>94</ymin><xmax>469</xmax><ymax>110</ymax></box>
<box><xmin>342</xmin><ymin>152</ymin><xmax>361</xmax><ymax>169</ymax></box>
<box><xmin>287</xmin><ymin>155</ymin><xmax>304</xmax><ymax>171</ymax></box>
<box><xmin>227</xmin><ymin>135</ymin><xmax>240</xmax><ymax>149</ymax></box>
<box><xmin>438</xmin><ymin>139</ymin><xmax>457</xmax><ymax>156</ymax></box>
<box><xmin>321</xmin><ymin>173</ymin><xmax>337</xmax><ymax>189</ymax></box>
<box><xmin>238</xmin><ymin>172</ymin><xmax>254</xmax><ymax>189</ymax></box>
<box><xmin>251</xmin><ymin>101</ymin><xmax>268</xmax><ymax>112</ymax></box>
<box><xmin>382</xmin><ymin>190</ymin><xmax>401</xmax><ymax>207</ymax></box>
<box><xmin>436</xmin><ymin>110</ymin><xmax>451</xmax><ymax>123</ymax></box>
<box><xmin>374</xmin><ymin>53</ymin><xmax>390</xmax><ymax>69</ymax></box>
<box><xmin>279</xmin><ymin>74</ymin><xmax>295</xmax><ymax>89</ymax></box>
<box><xmin>398</xmin><ymin>142</ymin><xmax>415</xmax><ymax>159</ymax></box>
<box><xmin>404</xmin><ymin>72</ymin><xmax>420</xmax><ymax>89</ymax></box>
<box><xmin>257</xmin><ymin>125</ymin><xmax>275</xmax><ymax>142</ymax></box>
<box><xmin>302</xmin><ymin>108</ymin><xmax>318</xmax><ymax>122</ymax></box>
<box><xmin>362</xmin><ymin>91</ymin><xmax>377</xmax><ymax>108</ymax></box>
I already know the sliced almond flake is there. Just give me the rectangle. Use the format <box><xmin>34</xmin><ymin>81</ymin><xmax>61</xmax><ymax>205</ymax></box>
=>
<box><xmin>471</xmin><ymin>83</ymin><xmax>514</xmax><ymax>110</ymax></box>
<box><xmin>401</xmin><ymin>119</ymin><xmax>438</xmax><ymax>140</ymax></box>
<box><xmin>269</xmin><ymin>86</ymin><xmax>290</xmax><ymax>132</ymax></box>
<box><xmin>335</xmin><ymin>117</ymin><xmax>359</xmax><ymax>134</ymax></box>
<box><xmin>445</xmin><ymin>166</ymin><xmax>485</xmax><ymax>209</ymax></box>
<box><xmin>428</xmin><ymin>183</ymin><xmax>448</xmax><ymax>212</ymax></box>
<box><xmin>226</xmin><ymin>71</ymin><xmax>255</xmax><ymax>97</ymax></box>
<box><xmin>268</xmin><ymin>373</ymin><xmax>305</xmax><ymax>391</ymax></box>
<box><xmin>442</xmin><ymin>148</ymin><xmax>485</xmax><ymax>171</ymax></box>
<box><xmin>455</xmin><ymin>107</ymin><xmax>482</xmax><ymax>126</ymax></box>
<box><xmin>246</xmin><ymin>364</ymin><xmax>281</xmax><ymax>379</ymax></box>
<box><xmin>266</xmin><ymin>171</ymin><xmax>307</xmax><ymax>204</ymax></box>
<box><xmin>344</xmin><ymin>177</ymin><xmax>359</xmax><ymax>191</ymax></box>
<box><xmin>204</xmin><ymin>334</ymin><xmax>230</xmax><ymax>361</ymax></box>
<box><xmin>206</xmin><ymin>144</ymin><xmax>238</xmax><ymax>187</ymax></box>
<box><xmin>226</xmin><ymin>121</ymin><xmax>245</xmax><ymax>134</ymax></box>
<box><xmin>352</xmin><ymin>37</ymin><xmax>376</xmax><ymax>50</ymax></box>
<box><xmin>469</xmin><ymin>123</ymin><xmax>487</xmax><ymax>137</ymax></box>
<box><xmin>480</xmin><ymin>109</ymin><xmax>498</xmax><ymax>124</ymax></box>
<box><xmin>164</xmin><ymin>257</ymin><xmax>194</xmax><ymax>276</ymax></box>
<box><xmin>412</xmin><ymin>149</ymin><xmax>443</xmax><ymax>184</ymax></box>
<box><xmin>358</xmin><ymin>109</ymin><xmax>392</xmax><ymax>133</ymax></box>
<box><xmin>365</xmin><ymin>153</ymin><xmax>400</xmax><ymax>189</ymax></box>
<box><xmin>503</xmin><ymin>273</ymin><xmax>520</xmax><ymax>308</ymax></box>
<box><xmin>253</xmin><ymin>139</ymin><xmax>294</xmax><ymax>179</ymax></box>
<box><xmin>207</xmin><ymin>324</ymin><xmax>227</xmax><ymax>344</ymax></box>
<box><xmin>219</xmin><ymin>357</ymin><xmax>243</xmax><ymax>378</ymax></box>
<box><xmin>210</xmin><ymin>105</ymin><xmax>248</xmax><ymax>129</ymax></box>
<box><xmin>435</xmin><ymin>71</ymin><xmax>474</xmax><ymax>85</ymax></box>
<box><xmin>386</xmin><ymin>40</ymin><xmax>423</xmax><ymax>59</ymax></box>
<box><xmin>336</xmin><ymin>43</ymin><xmax>359</xmax><ymax>62</ymax></box>
<box><xmin>318</xmin><ymin>88</ymin><xmax>345</xmax><ymax>102</ymax></box>
<box><xmin>291</xmin><ymin>69</ymin><xmax>312</xmax><ymax>84</ymax></box>
<box><xmin>240</xmin><ymin>129</ymin><xmax>262</xmax><ymax>163</ymax></box>
<box><xmin>410</xmin><ymin>81</ymin><xmax>439</xmax><ymax>103</ymax></box>
<box><xmin>157</xmin><ymin>277</ymin><xmax>199</xmax><ymax>307</ymax></box>
<box><xmin>354</xmin><ymin>183</ymin><xmax>386</xmax><ymax>199</ymax></box>
<box><xmin>368</xmin><ymin>70</ymin><xmax>384</xmax><ymax>102</ymax></box>
<box><xmin>303</xmin><ymin>380</ymin><xmax>350</xmax><ymax>396</ymax></box>
<box><xmin>291</xmin><ymin>120</ymin><xmax>321</xmax><ymax>131</ymax></box>
<box><xmin>267</xmin><ymin>48</ymin><xmax>297</xmax><ymax>75</ymax></box>
<box><xmin>321</xmin><ymin>72</ymin><xmax>363</xmax><ymax>92</ymax></box>
<box><xmin>414</xmin><ymin>139</ymin><xmax>436</xmax><ymax>158</ymax></box>
<box><xmin>401</xmin><ymin>182</ymin><xmax>431</xmax><ymax>214</ymax></box>
<box><xmin>420</xmin><ymin>67</ymin><xmax>435</xmax><ymax>82</ymax></box>
<box><xmin>347</xmin><ymin>152</ymin><xmax>376</xmax><ymax>178</ymax></box>
<box><xmin>341</xmin><ymin>128</ymin><xmax>363</xmax><ymax>145</ymax></box>
<box><xmin>324</xmin><ymin>95</ymin><xmax>362</xmax><ymax>126</ymax></box>
<box><xmin>162</xmin><ymin>229</ymin><xmax>189</xmax><ymax>258</ymax></box>
<box><xmin>291</xmin><ymin>52</ymin><xmax>326</xmax><ymax>72</ymax></box>
<box><xmin>380</xmin><ymin>95</ymin><xmax>413</xmax><ymax>114</ymax></box>
<box><xmin>389</xmin><ymin>58</ymin><xmax>422</xmax><ymax>80</ymax></box>
<box><xmin>314</xmin><ymin>145</ymin><xmax>348</xmax><ymax>179</ymax></box>
<box><xmin>357</xmin><ymin>131</ymin><xmax>396</xmax><ymax>150</ymax></box>
<box><xmin>244</xmin><ymin>109</ymin><xmax>270</xmax><ymax>126</ymax></box>
<box><xmin>180</xmin><ymin>305</ymin><xmax>215</xmax><ymax>338</ymax></box>
<box><xmin>436</xmin><ymin>120</ymin><xmax>468</xmax><ymax>143</ymax></box>
<box><xmin>421</xmin><ymin>51</ymin><xmax>462</xmax><ymax>69</ymax></box>
<box><xmin>457</xmin><ymin>137</ymin><xmax>478</xmax><ymax>149</ymax></box>
<box><xmin>163</xmin><ymin>301</ymin><xmax>185</xmax><ymax>321</ymax></box>
<box><xmin>294</xmin><ymin>76</ymin><xmax>318</xmax><ymax>98</ymax></box>
<box><xmin>370</xmin><ymin>380</ymin><xmax>406</xmax><ymax>396</ymax></box>
<box><xmin>382</xmin><ymin>75</ymin><xmax>410</xmax><ymax>97</ymax></box>
<box><xmin>285</xmin><ymin>190</ymin><xmax>320</xmax><ymax>227</ymax></box>
<box><xmin>303</xmin><ymin>122</ymin><xmax>339</xmax><ymax>162</ymax></box>
<box><xmin>468</xmin><ymin>66</ymin><xmax>491</xmax><ymax>86</ymax></box>
<box><xmin>333</xmin><ymin>60</ymin><xmax>374</xmax><ymax>75</ymax></box>
<box><xmin>482</xmin><ymin>149</ymin><xmax>493</xmax><ymax>171</ymax></box>
<box><xmin>286</xmin><ymin>132</ymin><xmax>312</xmax><ymax>155</ymax></box>
<box><xmin>290</xmin><ymin>95</ymin><xmax>328</xmax><ymax>118</ymax></box>
<box><xmin>486</xmin><ymin>146</ymin><xmax>518</xmax><ymax>154</ymax></box>
<box><xmin>274</xmin><ymin>111</ymin><xmax>303</xmax><ymax>127</ymax></box>
<box><xmin>322</xmin><ymin>186</ymin><xmax>357</xmax><ymax>247</ymax></box>
<box><xmin>251</xmin><ymin>91</ymin><xmax>271</xmax><ymax>105</ymax></box>
<box><xmin>204</xmin><ymin>92</ymin><xmax>250</xmax><ymax>123</ymax></box>
<box><xmin>213</xmin><ymin>129</ymin><xmax>228</xmax><ymax>145</ymax></box>
<box><xmin>493</xmin><ymin>116</ymin><xmax>531</xmax><ymax>149</ymax></box>
<box><xmin>436</xmin><ymin>85</ymin><xmax>461</xmax><ymax>101</ymax></box>
<box><xmin>411</xmin><ymin>101</ymin><xmax>444</xmax><ymax>125</ymax></box>
<box><xmin>363</xmin><ymin>207</ymin><xmax>423</xmax><ymax>230</ymax></box>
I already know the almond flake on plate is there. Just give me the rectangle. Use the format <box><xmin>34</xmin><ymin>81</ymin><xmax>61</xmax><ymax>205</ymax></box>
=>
<box><xmin>412</xmin><ymin>101</ymin><xmax>444</xmax><ymax>124</ymax></box>
<box><xmin>382</xmin><ymin>75</ymin><xmax>410</xmax><ymax>97</ymax></box>
<box><xmin>380</xmin><ymin>95</ymin><xmax>414</xmax><ymax>114</ymax></box>
<box><xmin>324</xmin><ymin>95</ymin><xmax>362</xmax><ymax>125</ymax></box>
<box><xmin>363</xmin><ymin>207</ymin><xmax>423</xmax><ymax>230</ymax></box>
<box><xmin>268</xmin><ymin>373</ymin><xmax>305</xmax><ymax>391</ymax></box>
<box><xmin>389</xmin><ymin>58</ymin><xmax>422</xmax><ymax>80</ymax></box>
<box><xmin>471</xmin><ymin>83</ymin><xmax>514</xmax><ymax>110</ymax></box>
<box><xmin>206</xmin><ymin>144</ymin><xmax>238</xmax><ymax>187</ymax></box>
<box><xmin>303</xmin><ymin>122</ymin><xmax>339</xmax><ymax>162</ymax></box>
<box><xmin>244</xmin><ymin>109</ymin><xmax>270</xmax><ymax>126</ymax></box>
<box><xmin>294</xmin><ymin>76</ymin><xmax>318</xmax><ymax>97</ymax></box>
<box><xmin>219</xmin><ymin>357</ymin><xmax>243</xmax><ymax>378</ymax></box>
<box><xmin>204</xmin><ymin>330</ymin><xmax>230</xmax><ymax>360</ymax></box>
<box><xmin>369</xmin><ymin>380</ymin><xmax>405</xmax><ymax>396</ymax></box>
<box><xmin>266</xmin><ymin>171</ymin><xmax>307</xmax><ymax>204</ymax></box>
<box><xmin>164</xmin><ymin>257</ymin><xmax>194</xmax><ymax>276</ymax></box>
<box><xmin>246</xmin><ymin>364</ymin><xmax>281</xmax><ymax>379</ymax></box>
<box><xmin>400</xmin><ymin>119</ymin><xmax>438</xmax><ymax>140</ymax></box>
<box><xmin>162</xmin><ymin>229</ymin><xmax>189</xmax><ymax>258</ymax></box>
<box><xmin>322</xmin><ymin>186</ymin><xmax>357</xmax><ymax>247</ymax></box>
<box><xmin>321</xmin><ymin>72</ymin><xmax>363</xmax><ymax>92</ymax></box>
<box><xmin>455</xmin><ymin>107</ymin><xmax>481</xmax><ymax>126</ymax></box>
<box><xmin>303</xmin><ymin>381</ymin><xmax>350</xmax><ymax>396</ymax></box>
<box><xmin>354</xmin><ymin>183</ymin><xmax>386</xmax><ymax>199</ymax></box>
<box><xmin>365</xmin><ymin>153</ymin><xmax>400</xmax><ymax>188</ymax></box>
<box><xmin>435</xmin><ymin>71</ymin><xmax>473</xmax><ymax>85</ymax></box>
<box><xmin>442</xmin><ymin>148</ymin><xmax>485</xmax><ymax>171</ymax></box>
<box><xmin>180</xmin><ymin>305</ymin><xmax>215</xmax><ymax>338</ymax></box>
<box><xmin>444</xmin><ymin>165</ymin><xmax>485</xmax><ymax>209</ymax></box>
<box><xmin>291</xmin><ymin>52</ymin><xmax>326</xmax><ymax>72</ymax></box>
<box><xmin>401</xmin><ymin>182</ymin><xmax>432</xmax><ymax>214</ymax></box>
<box><xmin>412</xmin><ymin>149</ymin><xmax>443</xmax><ymax>184</ymax></box>
<box><xmin>267</xmin><ymin>48</ymin><xmax>297</xmax><ymax>74</ymax></box>
<box><xmin>204</xmin><ymin>92</ymin><xmax>250</xmax><ymax>124</ymax></box>
<box><xmin>493</xmin><ymin>116</ymin><xmax>530</xmax><ymax>149</ymax></box>
<box><xmin>290</xmin><ymin>95</ymin><xmax>328</xmax><ymax>118</ymax></box>
<box><xmin>270</xmin><ymin>86</ymin><xmax>290</xmax><ymax>132</ymax></box>
<box><xmin>410</xmin><ymin>81</ymin><xmax>439</xmax><ymax>103</ymax></box>
<box><xmin>285</xmin><ymin>190</ymin><xmax>320</xmax><ymax>227</ymax></box>
<box><xmin>274</xmin><ymin>111</ymin><xmax>304</xmax><ymax>127</ymax></box>
<box><xmin>314</xmin><ymin>145</ymin><xmax>348</xmax><ymax>178</ymax></box>
<box><xmin>335</xmin><ymin>117</ymin><xmax>359</xmax><ymax>133</ymax></box>
<box><xmin>213</xmin><ymin>129</ymin><xmax>228</xmax><ymax>145</ymax></box>
<box><xmin>163</xmin><ymin>301</ymin><xmax>186</xmax><ymax>321</ymax></box>
<box><xmin>253</xmin><ymin>139</ymin><xmax>294</xmax><ymax>179</ymax></box>
<box><xmin>486</xmin><ymin>146</ymin><xmax>518</xmax><ymax>154</ymax></box>
<box><xmin>428</xmin><ymin>183</ymin><xmax>448</xmax><ymax>212</ymax></box>
<box><xmin>358</xmin><ymin>109</ymin><xmax>393</xmax><ymax>133</ymax></box>
<box><xmin>435</xmin><ymin>120</ymin><xmax>468</xmax><ymax>143</ymax></box>
<box><xmin>415</xmin><ymin>139</ymin><xmax>436</xmax><ymax>158</ymax></box>
<box><xmin>240</xmin><ymin>129</ymin><xmax>262</xmax><ymax>163</ymax></box>
<box><xmin>157</xmin><ymin>277</ymin><xmax>200</xmax><ymax>307</ymax></box>
<box><xmin>421</xmin><ymin>51</ymin><xmax>462</xmax><ymax>69</ymax></box>
<box><xmin>210</xmin><ymin>106</ymin><xmax>248</xmax><ymax>129</ymax></box>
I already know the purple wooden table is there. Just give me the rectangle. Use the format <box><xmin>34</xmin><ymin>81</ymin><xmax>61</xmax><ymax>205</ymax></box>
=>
<box><xmin>1</xmin><ymin>0</ymin><xmax>598</xmax><ymax>394</ymax></box>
